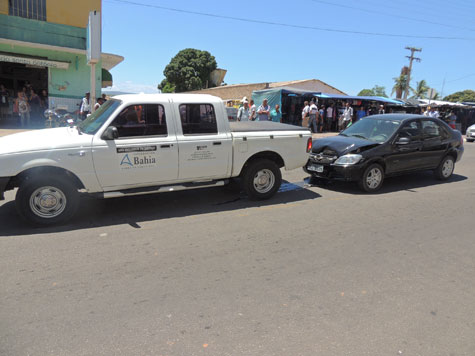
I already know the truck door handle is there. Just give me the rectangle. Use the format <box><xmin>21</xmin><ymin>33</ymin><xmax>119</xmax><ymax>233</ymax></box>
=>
<box><xmin>68</xmin><ymin>150</ymin><xmax>86</xmax><ymax>157</ymax></box>
<box><xmin>213</xmin><ymin>142</ymin><xmax>222</xmax><ymax>146</ymax></box>
<box><xmin>160</xmin><ymin>144</ymin><xmax>171</xmax><ymax>148</ymax></box>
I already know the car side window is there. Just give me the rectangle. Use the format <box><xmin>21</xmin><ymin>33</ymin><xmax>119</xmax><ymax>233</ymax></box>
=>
<box><xmin>398</xmin><ymin>121</ymin><xmax>422</xmax><ymax>141</ymax></box>
<box><xmin>180</xmin><ymin>104</ymin><xmax>218</xmax><ymax>135</ymax></box>
<box><xmin>111</xmin><ymin>104</ymin><xmax>167</xmax><ymax>138</ymax></box>
<box><xmin>422</xmin><ymin>120</ymin><xmax>442</xmax><ymax>140</ymax></box>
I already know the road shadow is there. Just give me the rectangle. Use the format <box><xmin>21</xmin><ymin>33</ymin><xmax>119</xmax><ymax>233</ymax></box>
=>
<box><xmin>0</xmin><ymin>180</ymin><xmax>320</xmax><ymax>236</ymax></box>
<box><xmin>306</xmin><ymin>172</ymin><xmax>468</xmax><ymax>195</ymax></box>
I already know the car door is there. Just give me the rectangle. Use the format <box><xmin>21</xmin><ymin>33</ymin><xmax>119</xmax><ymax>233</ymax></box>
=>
<box><xmin>92</xmin><ymin>102</ymin><xmax>178</xmax><ymax>189</ymax></box>
<box><xmin>175</xmin><ymin>102</ymin><xmax>232</xmax><ymax>181</ymax></box>
<box><xmin>420</xmin><ymin>119</ymin><xmax>449</xmax><ymax>169</ymax></box>
<box><xmin>386</xmin><ymin>120</ymin><xmax>424</xmax><ymax>173</ymax></box>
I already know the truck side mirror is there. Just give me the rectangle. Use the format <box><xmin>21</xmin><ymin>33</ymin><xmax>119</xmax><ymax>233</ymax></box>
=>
<box><xmin>396</xmin><ymin>137</ymin><xmax>410</xmax><ymax>145</ymax></box>
<box><xmin>102</xmin><ymin>126</ymin><xmax>119</xmax><ymax>140</ymax></box>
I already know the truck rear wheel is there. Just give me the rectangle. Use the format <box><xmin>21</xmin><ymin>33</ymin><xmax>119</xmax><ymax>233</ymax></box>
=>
<box><xmin>242</xmin><ymin>159</ymin><xmax>282</xmax><ymax>200</ymax></box>
<box><xmin>15</xmin><ymin>176</ymin><xmax>79</xmax><ymax>226</ymax></box>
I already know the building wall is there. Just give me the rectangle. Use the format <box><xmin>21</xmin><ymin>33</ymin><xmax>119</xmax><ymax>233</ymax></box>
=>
<box><xmin>47</xmin><ymin>0</ymin><xmax>101</xmax><ymax>28</ymax></box>
<box><xmin>0</xmin><ymin>42</ymin><xmax>102</xmax><ymax>110</ymax></box>
<box><xmin>0</xmin><ymin>1</ymin><xmax>7</xmax><ymax>15</ymax></box>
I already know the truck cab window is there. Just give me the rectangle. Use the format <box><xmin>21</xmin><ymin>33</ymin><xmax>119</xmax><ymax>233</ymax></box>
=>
<box><xmin>180</xmin><ymin>104</ymin><xmax>218</xmax><ymax>135</ymax></box>
<box><xmin>111</xmin><ymin>104</ymin><xmax>167</xmax><ymax>138</ymax></box>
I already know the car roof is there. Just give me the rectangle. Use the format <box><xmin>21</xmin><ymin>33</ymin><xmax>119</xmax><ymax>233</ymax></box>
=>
<box><xmin>364</xmin><ymin>114</ymin><xmax>426</xmax><ymax>121</ymax></box>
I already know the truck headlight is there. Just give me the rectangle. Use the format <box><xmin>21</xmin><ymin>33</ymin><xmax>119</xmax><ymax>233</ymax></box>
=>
<box><xmin>334</xmin><ymin>154</ymin><xmax>363</xmax><ymax>166</ymax></box>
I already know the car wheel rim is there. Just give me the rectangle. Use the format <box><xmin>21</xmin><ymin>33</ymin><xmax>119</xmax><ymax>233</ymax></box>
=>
<box><xmin>366</xmin><ymin>168</ymin><xmax>382</xmax><ymax>189</ymax></box>
<box><xmin>253</xmin><ymin>169</ymin><xmax>275</xmax><ymax>194</ymax></box>
<box><xmin>442</xmin><ymin>159</ymin><xmax>454</xmax><ymax>177</ymax></box>
<box><xmin>29</xmin><ymin>186</ymin><xmax>67</xmax><ymax>219</ymax></box>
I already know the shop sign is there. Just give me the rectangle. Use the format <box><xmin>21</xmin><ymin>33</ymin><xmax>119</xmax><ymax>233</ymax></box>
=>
<box><xmin>0</xmin><ymin>54</ymin><xmax>70</xmax><ymax>69</ymax></box>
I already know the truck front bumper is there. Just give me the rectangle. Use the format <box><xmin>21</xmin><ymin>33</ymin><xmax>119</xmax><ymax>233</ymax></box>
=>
<box><xmin>0</xmin><ymin>177</ymin><xmax>11</xmax><ymax>200</ymax></box>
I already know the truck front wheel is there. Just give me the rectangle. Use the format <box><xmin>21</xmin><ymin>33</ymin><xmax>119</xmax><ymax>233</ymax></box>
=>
<box><xmin>15</xmin><ymin>176</ymin><xmax>80</xmax><ymax>226</ymax></box>
<box><xmin>242</xmin><ymin>159</ymin><xmax>282</xmax><ymax>200</ymax></box>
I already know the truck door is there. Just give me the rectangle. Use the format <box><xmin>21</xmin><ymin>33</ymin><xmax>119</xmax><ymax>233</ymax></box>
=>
<box><xmin>92</xmin><ymin>102</ymin><xmax>178</xmax><ymax>189</ymax></box>
<box><xmin>176</xmin><ymin>103</ymin><xmax>232</xmax><ymax>181</ymax></box>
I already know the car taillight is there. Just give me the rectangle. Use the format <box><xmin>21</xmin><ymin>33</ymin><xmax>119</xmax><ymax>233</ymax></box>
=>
<box><xmin>307</xmin><ymin>137</ymin><xmax>313</xmax><ymax>153</ymax></box>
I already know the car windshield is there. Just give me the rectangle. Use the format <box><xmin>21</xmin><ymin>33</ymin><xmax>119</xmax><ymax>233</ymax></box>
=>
<box><xmin>341</xmin><ymin>118</ymin><xmax>402</xmax><ymax>143</ymax></box>
<box><xmin>79</xmin><ymin>99</ymin><xmax>121</xmax><ymax>134</ymax></box>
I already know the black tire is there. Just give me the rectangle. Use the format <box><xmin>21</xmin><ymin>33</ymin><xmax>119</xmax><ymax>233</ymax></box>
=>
<box><xmin>15</xmin><ymin>175</ymin><xmax>80</xmax><ymax>226</ymax></box>
<box><xmin>466</xmin><ymin>138</ymin><xmax>474</xmax><ymax>143</ymax></box>
<box><xmin>434</xmin><ymin>155</ymin><xmax>455</xmax><ymax>181</ymax></box>
<box><xmin>358</xmin><ymin>163</ymin><xmax>384</xmax><ymax>193</ymax></box>
<box><xmin>241</xmin><ymin>159</ymin><xmax>282</xmax><ymax>200</ymax></box>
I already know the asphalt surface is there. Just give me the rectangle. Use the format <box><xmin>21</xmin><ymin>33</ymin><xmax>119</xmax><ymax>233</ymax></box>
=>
<box><xmin>1</xmin><ymin>142</ymin><xmax>474</xmax><ymax>356</ymax></box>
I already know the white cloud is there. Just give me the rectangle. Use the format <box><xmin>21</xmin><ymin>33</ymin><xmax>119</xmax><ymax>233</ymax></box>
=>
<box><xmin>104</xmin><ymin>81</ymin><xmax>160</xmax><ymax>94</ymax></box>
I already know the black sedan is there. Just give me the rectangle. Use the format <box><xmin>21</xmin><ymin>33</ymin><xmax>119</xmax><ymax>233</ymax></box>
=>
<box><xmin>304</xmin><ymin>114</ymin><xmax>464</xmax><ymax>192</ymax></box>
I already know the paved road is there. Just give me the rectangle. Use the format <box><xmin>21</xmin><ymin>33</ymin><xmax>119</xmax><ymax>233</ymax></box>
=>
<box><xmin>1</xmin><ymin>143</ymin><xmax>474</xmax><ymax>356</ymax></box>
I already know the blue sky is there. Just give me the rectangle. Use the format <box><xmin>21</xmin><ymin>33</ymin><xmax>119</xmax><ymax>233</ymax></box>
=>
<box><xmin>102</xmin><ymin>0</ymin><xmax>475</xmax><ymax>97</ymax></box>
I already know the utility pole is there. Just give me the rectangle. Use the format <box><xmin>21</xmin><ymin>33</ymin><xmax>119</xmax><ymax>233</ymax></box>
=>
<box><xmin>403</xmin><ymin>46</ymin><xmax>422</xmax><ymax>100</ymax></box>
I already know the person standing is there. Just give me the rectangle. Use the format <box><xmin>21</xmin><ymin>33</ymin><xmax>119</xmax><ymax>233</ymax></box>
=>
<box><xmin>237</xmin><ymin>100</ymin><xmax>251</xmax><ymax>121</ymax></box>
<box><xmin>378</xmin><ymin>104</ymin><xmax>385</xmax><ymax>114</ymax></box>
<box><xmin>94</xmin><ymin>97</ymin><xmax>104</xmax><ymax>111</ymax></box>
<box><xmin>0</xmin><ymin>84</ymin><xmax>9</xmax><ymax>122</ymax></box>
<box><xmin>308</xmin><ymin>100</ymin><xmax>318</xmax><ymax>133</ymax></box>
<box><xmin>356</xmin><ymin>106</ymin><xmax>366</xmax><ymax>121</ymax></box>
<box><xmin>80</xmin><ymin>92</ymin><xmax>91</xmax><ymax>119</ymax></box>
<box><xmin>16</xmin><ymin>91</ymin><xmax>30</xmax><ymax>127</ymax></box>
<box><xmin>257</xmin><ymin>99</ymin><xmax>270</xmax><ymax>121</ymax></box>
<box><xmin>301</xmin><ymin>101</ymin><xmax>310</xmax><ymax>128</ymax></box>
<box><xmin>29</xmin><ymin>89</ymin><xmax>41</xmax><ymax>125</ymax></box>
<box><xmin>249</xmin><ymin>99</ymin><xmax>257</xmax><ymax>121</ymax></box>
<box><xmin>340</xmin><ymin>102</ymin><xmax>353</xmax><ymax>130</ymax></box>
<box><xmin>270</xmin><ymin>104</ymin><xmax>282</xmax><ymax>123</ymax></box>
<box><xmin>326</xmin><ymin>104</ymin><xmax>334</xmax><ymax>132</ymax></box>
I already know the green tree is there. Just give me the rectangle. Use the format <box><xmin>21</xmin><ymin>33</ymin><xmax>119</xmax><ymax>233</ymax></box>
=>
<box><xmin>357</xmin><ymin>85</ymin><xmax>388</xmax><ymax>97</ymax></box>
<box><xmin>411</xmin><ymin>80</ymin><xmax>429</xmax><ymax>99</ymax></box>
<box><xmin>392</xmin><ymin>74</ymin><xmax>411</xmax><ymax>99</ymax></box>
<box><xmin>158</xmin><ymin>48</ymin><xmax>217</xmax><ymax>93</ymax></box>
<box><xmin>443</xmin><ymin>89</ymin><xmax>475</xmax><ymax>102</ymax></box>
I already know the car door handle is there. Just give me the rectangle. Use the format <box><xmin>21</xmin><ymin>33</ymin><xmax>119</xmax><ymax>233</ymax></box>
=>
<box><xmin>160</xmin><ymin>144</ymin><xmax>171</xmax><ymax>148</ymax></box>
<box><xmin>213</xmin><ymin>141</ymin><xmax>222</xmax><ymax>146</ymax></box>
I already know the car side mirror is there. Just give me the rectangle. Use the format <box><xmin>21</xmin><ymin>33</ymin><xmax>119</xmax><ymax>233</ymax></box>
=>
<box><xmin>102</xmin><ymin>126</ymin><xmax>119</xmax><ymax>140</ymax></box>
<box><xmin>396</xmin><ymin>137</ymin><xmax>410</xmax><ymax>145</ymax></box>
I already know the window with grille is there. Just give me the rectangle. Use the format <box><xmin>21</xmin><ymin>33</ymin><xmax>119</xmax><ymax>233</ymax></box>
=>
<box><xmin>8</xmin><ymin>0</ymin><xmax>46</xmax><ymax>21</ymax></box>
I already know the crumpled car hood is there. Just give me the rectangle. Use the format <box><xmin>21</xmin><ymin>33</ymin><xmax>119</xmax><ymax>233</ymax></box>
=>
<box><xmin>312</xmin><ymin>135</ymin><xmax>380</xmax><ymax>156</ymax></box>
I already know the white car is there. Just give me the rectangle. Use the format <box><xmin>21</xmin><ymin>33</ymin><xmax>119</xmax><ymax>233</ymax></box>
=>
<box><xmin>0</xmin><ymin>94</ymin><xmax>312</xmax><ymax>225</ymax></box>
<box><xmin>466</xmin><ymin>124</ymin><xmax>475</xmax><ymax>142</ymax></box>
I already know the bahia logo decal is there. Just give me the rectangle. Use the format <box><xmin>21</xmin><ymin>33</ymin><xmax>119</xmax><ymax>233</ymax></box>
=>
<box><xmin>120</xmin><ymin>154</ymin><xmax>133</xmax><ymax>166</ymax></box>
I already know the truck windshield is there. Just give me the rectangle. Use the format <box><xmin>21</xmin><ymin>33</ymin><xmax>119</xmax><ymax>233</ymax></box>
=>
<box><xmin>79</xmin><ymin>99</ymin><xmax>121</xmax><ymax>134</ymax></box>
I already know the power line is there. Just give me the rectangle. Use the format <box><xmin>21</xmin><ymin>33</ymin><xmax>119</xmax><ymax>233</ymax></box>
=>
<box><xmin>105</xmin><ymin>0</ymin><xmax>475</xmax><ymax>41</ymax></box>
<box><xmin>308</xmin><ymin>0</ymin><xmax>475</xmax><ymax>33</ymax></box>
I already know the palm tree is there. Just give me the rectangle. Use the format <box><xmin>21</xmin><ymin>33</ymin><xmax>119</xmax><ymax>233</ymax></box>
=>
<box><xmin>411</xmin><ymin>80</ymin><xmax>429</xmax><ymax>99</ymax></box>
<box><xmin>392</xmin><ymin>74</ymin><xmax>411</xmax><ymax>99</ymax></box>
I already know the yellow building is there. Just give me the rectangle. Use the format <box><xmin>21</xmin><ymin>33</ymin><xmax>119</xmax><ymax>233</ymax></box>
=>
<box><xmin>0</xmin><ymin>0</ymin><xmax>123</xmax><ymax>113</ymax></box>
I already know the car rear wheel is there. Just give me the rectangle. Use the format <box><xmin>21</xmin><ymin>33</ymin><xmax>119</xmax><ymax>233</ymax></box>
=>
<box><xmin>434</xmin><ymin>155</ymin><xmax>455</xmax><ymax>180</ymax></box>
<box><xmin>242</xmin><ymin>159</ymin><xmax>282</xmax><ymax>200</ymax></box>
<box><xmin>358</xmin><ymin>163</ymin><xmax>384</xmax><ymax>193</ymax></box>
<box><xmin>15</xmin><ymin>176</ymin><xmax>79</xmax><ymax>226</ymax></box>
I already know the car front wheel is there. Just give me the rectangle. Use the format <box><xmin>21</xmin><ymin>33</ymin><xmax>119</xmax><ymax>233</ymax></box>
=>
<box><xmin>434</xmin><ymin>155</ymin><xmax>455</xmax><ymax>181</ymax></box>
<box><xmin>15</xmin><ymin>176</ymin><xmax>80</xmax><ymax>226</ymax></box>
<box><xmin>358</xmin><ymin>163</ymin><xmax>384</xmax><ymax>193</ymax></box>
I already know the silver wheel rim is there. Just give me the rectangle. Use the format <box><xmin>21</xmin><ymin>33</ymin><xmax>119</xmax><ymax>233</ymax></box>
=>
<box><xmin>366</xmin><ymin>168</ymin><xmax>382</xmax><ymax>189</ymax></box>
<box><xmin>442</xmin><ymin>158</ymin><xmax>454</xmax><ymax>178</ymax></box>
<box><xmin>29</xmin><ymin>186</ymin><xmax>67</xmax><ymax>219</ymax></box>
<box><xmin>253</xmin><ymin>169</ymin><xmax>275</xmax><ymax>194</ymax></box>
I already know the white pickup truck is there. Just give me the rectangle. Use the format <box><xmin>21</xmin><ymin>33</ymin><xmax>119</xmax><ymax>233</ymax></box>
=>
<box><xmin>0</xmin><ymin>94</ymin><xmax>311</xmax><ymax>225</ymax></box>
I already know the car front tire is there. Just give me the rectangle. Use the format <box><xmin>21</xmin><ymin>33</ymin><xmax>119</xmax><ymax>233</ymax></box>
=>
<box><xmin>434</xmin><ymin>155</ymin><xmax>455</xmax><ymax>181</ymax></box>
<box><xmin>15</xmin><ymin>176</ymin><xmax>80</xmax><ymax>226</ymax></box>
<box><xmin>358</xmin><ymin>163</ymin><xmax>384</xmax><ymax>193</ymax></box>
<box><xmin>242</xmin><ymin>159</ymin><xmax>282</xmax><ymax>200</ymax></box>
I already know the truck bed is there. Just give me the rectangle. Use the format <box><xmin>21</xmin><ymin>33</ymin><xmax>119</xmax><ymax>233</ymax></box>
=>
<box><xmin>230</xmin><ymin>121</ymin><xmax>309</xmax><ymax>133</ymax></box>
